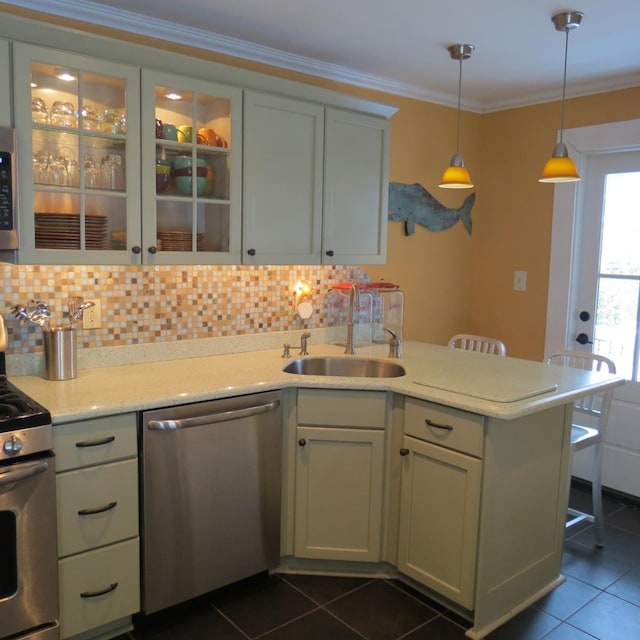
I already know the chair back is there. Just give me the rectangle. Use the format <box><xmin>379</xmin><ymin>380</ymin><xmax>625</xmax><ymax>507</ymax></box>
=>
<box><xmin>546</xmin><ymin>351</ymin><xmax>616</xmax><ymax>438</ymax></box>
<box><xmin>448</xmin><ymin>333</ymin><xmax>507</xmax><ymax>356</ymax></box>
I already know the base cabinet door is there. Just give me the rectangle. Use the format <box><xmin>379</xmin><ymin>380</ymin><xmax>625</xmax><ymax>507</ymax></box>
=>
<box><xmin>398</xmin><ymin>435</ymin><xmax>481</xmax><ymax>609</ymax></box>
<box><xmin>58</xmin><ymin>538</ymin><xmax>140</xmax><ymax>639</ymax></box>
<box><xmin>294</xmin><ymin>426</ymin><xmax>384</xmax><ymax>561</ymax></box>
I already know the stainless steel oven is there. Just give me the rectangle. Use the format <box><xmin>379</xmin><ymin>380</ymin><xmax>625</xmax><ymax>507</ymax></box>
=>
<box><xmin>0</xmin><ymin>316</ymin><xmax>59</xmax><ymax>640</ymax></box>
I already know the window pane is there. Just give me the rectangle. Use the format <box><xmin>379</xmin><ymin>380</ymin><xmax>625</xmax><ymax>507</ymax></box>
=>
<box><xmin>600</xmin><ymin>172</ymin><xmax>640</xmax><ymax>276</ymax></box>
<box><xmin>594</xmin><ymin>277</ymin><xmax>639</xmax><ymax>380</ymax></box>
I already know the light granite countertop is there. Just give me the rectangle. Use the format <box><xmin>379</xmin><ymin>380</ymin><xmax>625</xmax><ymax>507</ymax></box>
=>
<box><xmin>10</xmin><ymin>335</ymin><xmax>624</xmax><ymax>424</ymax></box>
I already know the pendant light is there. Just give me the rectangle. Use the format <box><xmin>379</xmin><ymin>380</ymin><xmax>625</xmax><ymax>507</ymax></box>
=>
<box><xmin>539</xmin><ymin>10</ymin><xmax>583</xmax><ymax>183</ymax></box>
<box><xmin>439</xmin><ymin>43</ymin><xmax>474</xmax><ymax>189</ymax></box>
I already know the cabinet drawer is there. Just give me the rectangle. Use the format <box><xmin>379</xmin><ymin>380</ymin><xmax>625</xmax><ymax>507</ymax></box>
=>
<box><xmin>54</xmin><ymin>413</ymin><xmax>137</xmax><ymax>471</ymax></box>
<box><xmin>404</xmin><ymin>397</ymin><xmax>484</xmax><ymax>457</ymax></box>
<box><xmin>297</xmin><ymin>389</ymin><xmax>387</xmax><ymax>428</ymax></box>
<box><xmin>58</xmin><ymin>537</ymin><xmax>140</xmax><ymax>639</ymax></box>
<box><xmin>57</xmin><ymin>459</ymin><xmax>139</xmax><ymax>557</ymax></box>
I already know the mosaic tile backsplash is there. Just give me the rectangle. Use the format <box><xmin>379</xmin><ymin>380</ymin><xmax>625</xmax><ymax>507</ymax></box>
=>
<box><xmin>2</xmin><ymin>264</ymin><xmax>369</xmax><ymax>354</ymax></box>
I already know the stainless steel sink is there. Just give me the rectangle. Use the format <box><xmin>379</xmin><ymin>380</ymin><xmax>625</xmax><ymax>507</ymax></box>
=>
<box><xmin>282</xmin><ymin>356</ymin><xmax>405</xmax><ymax>378</ymax></box>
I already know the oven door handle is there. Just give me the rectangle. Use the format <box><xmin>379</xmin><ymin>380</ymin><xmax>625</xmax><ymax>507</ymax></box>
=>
<box><xmin>0</xmin><ymin>460</ymin><xmax>49</xmax><ymax>488</ymax></box>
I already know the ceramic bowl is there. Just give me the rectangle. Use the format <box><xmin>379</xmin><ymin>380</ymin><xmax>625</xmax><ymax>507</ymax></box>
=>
<box><xmin>156</xmin><ymin>160</ymin><xmax>172</xmax><ymax>194</ymax></box>
<box><xmin>172</xmin><ymin>156</ymin><xmax>207</xmax><ymax>195</ymax></box>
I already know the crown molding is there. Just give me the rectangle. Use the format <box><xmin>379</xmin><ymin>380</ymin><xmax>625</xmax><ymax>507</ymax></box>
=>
<box><xmin>2</xmin><ymin>0</ymin><xmax>639</xmax><ymax>114</ymax></box>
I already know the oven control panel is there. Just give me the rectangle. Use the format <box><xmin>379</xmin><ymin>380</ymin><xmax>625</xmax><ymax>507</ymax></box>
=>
<box><xmin>3</xmin><ymin>434</ymin><xmax>23</xmax><ymax>455</ymax></box>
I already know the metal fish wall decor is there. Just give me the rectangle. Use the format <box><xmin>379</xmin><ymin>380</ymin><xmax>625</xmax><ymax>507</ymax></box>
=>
<box><xmin>388</xmin><ymin>182</ymin><xmax>475</xmax><ymax>236</ymax></box>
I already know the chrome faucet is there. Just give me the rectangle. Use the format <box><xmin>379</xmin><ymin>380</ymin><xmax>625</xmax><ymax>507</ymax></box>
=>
<box><xmin>384</xmin><ymin>327</ymin><xmax>402</xmax><ymax>359</ymax></box>
<box><xmin>344</xmin><ymin>284</ymin><xmax>360</xmax><ymax>355</ymax></box>
<box><xmin>299</xmin><ymin>331</ymin><xmax>311</xmax><ymax>355</ymax></box>
<box><xmin>282</xmin><ymin>331</ymin><xmax>311</xmax><ymax>358</ymax></box>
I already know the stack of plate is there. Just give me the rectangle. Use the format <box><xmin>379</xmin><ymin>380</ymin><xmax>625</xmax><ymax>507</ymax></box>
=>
<box><xmin>34</xmin><ymin>212</ymin><xmax>108</xmax><ymax>250</ymax></box>
<box><xmin>157</xmin><ymin>231</ymin><xmax>205</xmax><ymax>252</ymax></box>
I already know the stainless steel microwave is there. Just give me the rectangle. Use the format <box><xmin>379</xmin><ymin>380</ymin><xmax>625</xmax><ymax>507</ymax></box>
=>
<box><xmin>0</xmin><ymin>126</ymin><xmax>17</xmax><ymax>251</ymax></box>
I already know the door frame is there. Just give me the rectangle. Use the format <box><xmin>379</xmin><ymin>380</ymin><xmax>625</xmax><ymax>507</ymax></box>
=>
<box><xmin>545</xmin><ymin>118</ymin><xmax>640</xmax><ymax>358</ymax></box>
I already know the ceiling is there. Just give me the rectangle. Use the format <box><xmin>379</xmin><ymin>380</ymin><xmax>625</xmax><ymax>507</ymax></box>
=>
<box><xmin>5</xmin><ymin>0</ymin><xmax>640</xmax><ymax>112</ymax></box>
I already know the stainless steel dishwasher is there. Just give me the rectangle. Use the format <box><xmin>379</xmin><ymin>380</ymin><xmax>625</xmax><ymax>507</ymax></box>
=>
<box><xmin>140</xmin><ymin>390</ymin><xmax>282</xmax><ymax>614</ymax></box>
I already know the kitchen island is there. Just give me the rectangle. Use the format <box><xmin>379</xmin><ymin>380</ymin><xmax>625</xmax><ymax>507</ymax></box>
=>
<box><xmin>12</xmin><ymin>339</ymin><xmax>621</xmax><ymax>423</ymax></box>
<box><xmin>11</xmin><ymin>338</ymin><xmax>624</xmax><ymax>639</ymax></box>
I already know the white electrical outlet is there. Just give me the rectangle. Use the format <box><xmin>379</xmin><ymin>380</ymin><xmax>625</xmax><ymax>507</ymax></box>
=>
<box><xmin>83</xmin><ymin>299</ymin><xmax>102</xmax><ymax>329</ymax></box>
<box><xmin>514</xmin><ymin>270</ymin><xmax>527</xmax><ymax>292</ymax></box>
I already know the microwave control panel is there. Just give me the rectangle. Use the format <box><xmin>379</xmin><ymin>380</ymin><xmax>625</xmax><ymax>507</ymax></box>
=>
<box><xmin>0</xmin><ymin>151</ymin><xmax>13</xmax><ymax>231</ymax></box>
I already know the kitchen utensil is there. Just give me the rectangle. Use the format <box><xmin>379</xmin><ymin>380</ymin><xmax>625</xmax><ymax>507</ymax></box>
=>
<box><xmin>10</xmin><ymin>304</ymin><xmax>31</xmax><ymax>324</ymax></box>
<box><xmin>29</xmin><ymin>311</ymin><xmax>52</xmax><ymax>331</ymax></box>
<box><xmin>27</xmin><ymin>299</ymin><xmax>51</xmax><ymax>318</ymax></box>
<box><xmin>69</xmin><ymin>300</ymin><xmax>95</xmax><ymax>328</ymax></box>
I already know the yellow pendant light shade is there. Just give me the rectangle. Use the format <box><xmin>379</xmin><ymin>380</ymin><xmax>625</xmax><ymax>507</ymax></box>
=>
<box><xmin>440</xmin><ymin>44</ymin><xmax>474</xmax><ymax>190</ymax></box>
<box><xmin>539</xmin><ymin>143</ymin><xmax>580</xmax><ymax>182</ymax></box>
<box><xmin>539</xmin><ymin>11</ymin><xmax>583</xmax><ymax>184</ymax></box>
<box><xmin>439</xmin><ymin>153</ymin><xmax>474</xmax><ymax>188</ymax></box>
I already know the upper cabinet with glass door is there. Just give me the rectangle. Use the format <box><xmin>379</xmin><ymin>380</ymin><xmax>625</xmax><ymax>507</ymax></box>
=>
<box><xmin>13</xmin><ymin>43</ymin><xmax>140</xmax><ymax>264</ymax></box>
<box><xmin>141</xmin><ymin>70</ymin><xmax>242</xmax><ymax>264</ymax></box>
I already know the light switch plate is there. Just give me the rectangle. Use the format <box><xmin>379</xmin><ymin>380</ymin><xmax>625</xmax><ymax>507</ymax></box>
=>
<box><xmin>83</xmin><ymin>299</ymin><xmax>102</xmax><ymax>329</ymax></box>
<box><xmin>514</xmin><ymin>270</ymin><xmax>527</xmax><ymax>292</ymax></box>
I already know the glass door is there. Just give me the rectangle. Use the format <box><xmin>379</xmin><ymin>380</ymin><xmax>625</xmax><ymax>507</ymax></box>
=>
<box><xmin>14</xmin><ymin>43</ymin><xmax>140</xmax><ymax>264</ymax></box>
<box><xmin>141</xmin><ymin>70</ymin><xmax>242</xmax><ymax>264</ymax></box>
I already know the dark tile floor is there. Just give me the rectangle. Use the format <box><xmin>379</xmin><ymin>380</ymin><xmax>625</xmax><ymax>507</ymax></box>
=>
<box><xmin>119</xmin><ymin>485</ymin><xmax>640</xmax><ymax>640</ymax></box>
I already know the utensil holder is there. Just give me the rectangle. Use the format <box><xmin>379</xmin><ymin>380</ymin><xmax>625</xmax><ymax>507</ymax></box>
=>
<box><xmin>44</xmin><ymin>327</ymin><xmax>77</xmax><ymax>381</ymax></box>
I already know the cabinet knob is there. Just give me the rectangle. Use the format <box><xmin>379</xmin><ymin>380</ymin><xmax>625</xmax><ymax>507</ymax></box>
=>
<box><xmin>148</xmin><ymin>246</ymin><xmax>158</xmax><ymax>254</ymax></box>
<box><xmin>298</xmin><ymin>438</ymin><xmax>306</xmax><ymax>447</ymax></box>
<box><xmin>399</xmin><ymin>448</ymin><xmax>410</xmax><ymax>456</ymax></box>
<box><xmin>576</xmin><ymin>333</ymin><xmax>593</xmax><ymax>345</ymax></box>
<box><xmin>325</xmin><ymin>250</ymin><xmax>334</xmax><ymax>257</ymax></box>
<box><xmin>247</xmin><ymin>248</ymin><xmax>256</xmax><ymax>256</ymax></box>
<box><xmin>131</xmin><ymin>245</ymin><xmax>141</xmax><ymax>254</ymax></box>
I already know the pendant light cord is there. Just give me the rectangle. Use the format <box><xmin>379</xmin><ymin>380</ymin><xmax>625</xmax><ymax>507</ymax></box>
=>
<box><xmin>455</xmin><ymin>56</ymin><xmax>463</xmax><ymax>154</ymax></box>
<box><xmin>558</xmin><ymin>27</ymin><xmax>570</xmax><ymax>145</ymax></box>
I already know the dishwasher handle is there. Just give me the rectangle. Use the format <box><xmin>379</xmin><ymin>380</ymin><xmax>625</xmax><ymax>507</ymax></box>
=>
<box><xmin>147</xmin><ymin>398</ymin><xmax>280</xmax><ymax>431</ymax></box>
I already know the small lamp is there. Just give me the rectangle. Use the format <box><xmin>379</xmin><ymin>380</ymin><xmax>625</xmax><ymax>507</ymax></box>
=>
<box><xmin>439</xmin><ymin>44</ymin><xmax>474</xmax><ymax>189</ymax></box>
<box><xmin>539</xmin><ymin>11</ymin><xmax>583</xmax><ymax>183</ymax></box>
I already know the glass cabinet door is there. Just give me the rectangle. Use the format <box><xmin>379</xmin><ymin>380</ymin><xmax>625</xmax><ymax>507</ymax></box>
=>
<box><xmin>13</xmin><ymin>43</ymin><xmax>140</xmax><ymax>264</ymax></box>
<box><xmin>141</xmin><ymin>70</ymin><xmax>242</xmax><ymax>264</ymax></box>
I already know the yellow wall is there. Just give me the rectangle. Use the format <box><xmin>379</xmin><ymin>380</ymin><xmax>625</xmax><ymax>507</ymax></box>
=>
<box><xmin>3</xmin><ymin>4</ymin><xmax>640</xmax><ymax>361</ymax></box>
<box><xmin>473</xmin><ymin>89</ymin><xmax>640</xmax><ymax>360</ymax></box>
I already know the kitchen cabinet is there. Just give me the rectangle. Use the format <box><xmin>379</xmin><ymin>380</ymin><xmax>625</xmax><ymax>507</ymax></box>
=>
<box><xmin>398</xmin><ymin>399</ymin><xmax>482</xmax><ymax>609</ymax></box>
<box><xmin>322</xmin><ymin>108</ymin><xmax>389</xmax><ymax>265</ymax></box>
<box><xmin>292</xmin><ymin>388</ymin><xmax>387</xmax><ymax>561</ymax></box>
<box><xmin>13</xmin><ymin>44</ymin><xmax>243</xmax><ymax>265</ymax></box>
<box><xmin>243</xmin><ymin>92</ymin><xmax>389</xmax><ymax>265</ymax></box>
<box><xmin>53</xmin><ymin>412</ymin><xmax>139</xmax><ymax>639</ymax></box>
<box><xmin>4</xmin><ymin>11</ymin><xmax>395</xmax><ymax>265</ymax></box>
<box><xmin>0</xmin><ymin>39</ymin><xmax>10</xmax><ymax>126</ymax></box>
<box><xmin>13</xmin><ymin>42</ymin><xmax>141</xmax><ymax>265</ymax></box>
<box><xmin>141</xmin><ymin>69</ymin><xmax>242</xmax><ymax>264</ymax></box>
<box><xmin>243</xmin><ymin>92</ymin><xmax>323</xmax><ymax>264</ymax></box>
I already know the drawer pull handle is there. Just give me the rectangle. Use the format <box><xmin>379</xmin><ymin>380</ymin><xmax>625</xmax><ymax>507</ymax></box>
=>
<box><xmin>75</xmin><ymin>436</ymin><xmax>115</xmax><ymax>448</ymax></box>
<box><xmin>425</xmin><ymin>419</ymin><xmax>454</xmax><ymax>431</ymax></box>
<box><xmin>80</xmin><ymin>582</ymin><xmax>119</xmax><ymax>598</ymax></box>
<box><xmin>399</xmin><ymin>448</ymin><xmax>410</xmax><ymax>456</ymax></box>
<box><xmin>78</xmin><ymin>501</ymin><xmax>117</xmax><ymax>516</ymax></box>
